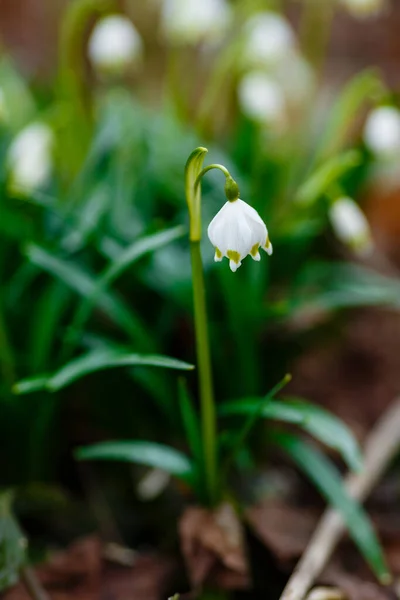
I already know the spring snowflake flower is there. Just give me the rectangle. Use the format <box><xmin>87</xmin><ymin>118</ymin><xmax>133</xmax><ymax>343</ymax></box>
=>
<box><xmin>364</xmin><ymin>106</ymin><xmax>400</xmax><ymax>158</ymax></box>
<box><xmin>238</xmin><ymin>72</ymin><xmax>286</xmax><ymax>126</ymax></box>
<box><xmin>340</xmin><ymin>0</ymin><xmax>386</xmax><ymax>18</ymax></box>
<box><xmin>329</xmin><ymin>197</ymin><xmax>373</xmax><ymax>256</ymax></box>
<box><xmin>88</xmin><ymin>15</ymin><xmax>142</xmax><ymax>74</ymax></box>
<box><xmin>208</xmin><ymin>198</ymin><xmax>272</xmax><ymax>272</ymax></box>
<box><xmin>8</xmin><ymin>122</ymin><xmax>53</xmax><ymax>193</ymax></box>
<box><xmin>243</xmin><ymin>12</ymin><xmax>294</xmax><ymax>68</ymax></box>
<box><xmin>160</xmin><ymin>0</ymin><xmax>231</xmax><ymax>45</ymax></box>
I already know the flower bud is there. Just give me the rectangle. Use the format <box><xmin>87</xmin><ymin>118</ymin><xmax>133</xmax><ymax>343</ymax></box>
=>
<box><xmin>160</xmin><ymin>0</ymin><xmax>231</xmax><ymax>45</ymax></box>
<box><xmin>8</xmin><ymin>122</ymin><xmax>53</xmax><ymax>194</ymax></box>
<box><xmin>238</xmin><ymin>72</ymin><xmax>286</xmax><ymax>127</ymax></box>
<box><xmin>329</xmin><ymin>197</ymin><xmax>373</xmax><ymax>256</ymax></box>
<box><xmin>243</xmin><ymin>12</ymin><xmax>294</xmax><ymax>68</ymax></box>
<box><xmin>364</xmin><ymin>106</ymin><xmax>400</xmax><ymax>159</ymax></box>
<box><xmin>340</xmin><ymin>0</ymin><xmax>386</xmax><ymax>18</ymax></box>
<box><xmin>88</xmin><ymin>15</ymin><xmax>143</xmax><ymax>76</ymax></box>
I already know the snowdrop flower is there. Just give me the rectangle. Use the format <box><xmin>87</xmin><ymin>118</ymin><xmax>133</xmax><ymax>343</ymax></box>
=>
<box><xmin>273</xmin><ymin>51</ymin><xmax>315</xmax><ymax>106</ymax></box>
<box><xmin>364</xmin><ymin>106</ymin><xmax>400</xmax><ymax>159</ymax></box>
<box><xmin>329</xmin><ymin>197</ymin><xmax>373</xmax><ymax>256</ymax></box>
<box><xmin>340</xmin><ymin>0</ymin><xmax>386</xmax><ymax>18</ymax></box>
<box><xmin>243</xmin><ymin>12</ymin><xmax>294</xmax><ymax>68</ymax></box>
<box><xmin>88</xmin><ymin>15</ymin><xmax>142</xmax><ymax>74</ymax></box>
<box><xmin>238</xmin><ymin>72</ymin><xmax>286</xmax><ymax>127</ymax></box>
<box><xmin>8</xmin><ymin>122</ymin><xmax>53</xmax><ymax>193</ymax></box>
<box><xmin>208</xmin><ymin>192</ymin><xmax>272</xmax><ymax>272</ymax></box>
<box><xmin>160</xmin><ymin>0</ymin><xmax>231</xmax><ymax>45</ymax></box>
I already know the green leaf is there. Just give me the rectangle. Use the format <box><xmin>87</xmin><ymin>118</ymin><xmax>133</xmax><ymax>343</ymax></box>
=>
<box><xmin>66</xmin><ymin>225</ymin><xmax>187</xmax><ymax>354</ymax></box>
<box><xmin>101</xmin><ymin>225</ymin><xmax>187</xmax><ymax>287</ymax></box>
<box><xmin>315</xmin><ymin>70</ymin><xmax>384</xmax><ymax>162</ymax></box>
<box><xmin>272</xmin><ymin>432</ymin><xmax>390</xmax><ymax>583</ymax></box>
<box><xmin>25</xmin><ymin>243</ymin><xmax>153</xmax><ymax>350</ymax></box>
<box><xmin>220</xmin><ymin>396</ymin><xmax>362</xmax><ymax>472</ymax></box>
<box><xmin>178</xmin><ymin>378</ymin><xmax>202</xmax><ymax>465</ymax></box>
<box><xmin>295</xmin><ymin>151</ymin><xmax>361</xmax><ymax>207</ymax></box>
<box><xmin>14</xmin><ymin>349</ymin><xmax>194</xmax><ymax>393</ymax></box>
<box><xmin>76</xmin><ymin>440</ymin><xmax>193</xmax><ymax>482</ymax></box>
<box><xmin>287</xmin><ymin>262</ymin><xmax>400</xmax><ymax>319</ymax></box>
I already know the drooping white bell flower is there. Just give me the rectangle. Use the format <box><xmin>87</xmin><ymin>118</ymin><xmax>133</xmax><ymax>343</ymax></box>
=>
<box><xmin>340</xmin><ymin>0</ymin><xmax>386</xmax><ymax>18</ymax></box>
<box><xmin>160</xmin><ymin>0</ymin><xmax>231</xmax><ymax>45</ymax></box>
<box><xmin>329</xmin><ymin>197</ymin><xmax>373</xmax><ymax>256</ymax></box>
<box><xmin>364</xmin><ymin>106</ymin><xmax>400</xmax><ymax>159</ymax></box>
<box><xmin>208</xmin><ymin>198</ymin><xmax>272</xmax><ymax>272</ymax></box>
<box><xmin>238</xmin><ymin>72</ymin><xmax>286</xmax><ymax>127</ymax></box>
<box><xmin>8</xmin><ymin>122</ymin><xmax>53</xmax><ymax>193</ymax></box>
<box><xmin>243</xmin><ymin>12</ymin><xmax>294</xmax><ymax>68</ymax></box>
<box><xmin>88</xmin><ymin>15</ymin><xmax>143</xmax><ymax>74</ymax></box>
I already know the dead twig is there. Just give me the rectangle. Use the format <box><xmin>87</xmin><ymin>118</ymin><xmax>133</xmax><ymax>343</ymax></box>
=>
<box><xmin>279</xmin><ymin>397</ymin><xmax>400</xmax><ymax>600</ymax></box>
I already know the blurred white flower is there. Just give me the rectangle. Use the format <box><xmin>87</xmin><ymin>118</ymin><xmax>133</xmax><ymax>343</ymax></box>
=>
<box><xmin>340</xmin><ymin>0</ymin><xmax>386</xmax><ymax>18</ymax></box>
<box><xmin>160</xmin><ymin>0</ymin><xmax>231</xmax><ymax>45</ymax></box>
<box><xmin>364</xmin><ymin>106</ymin><xmax>400</xmax><ymax>159</ymax></box>
<box><xmin>273</xmin><ymin>51</ymin><xmax>315</xmax><ymax>106</ymax></box>
<box><xmin>243</xmin><ymin>12</ymin><xmax>294</xmax><ymax>68</ymax></box>
<box><xmin>238</xmin><ymin>72</ymin><xmax>286</xmax><ymax>127</ymax></box>
<box><xmin>329</xmin><ymin>197</ymin><xmax>373</xmax><ymax>256</ymax></box>
<box><xmin>208</xmin><ymin>198</ymin><xmax>272</xmax><ymax>272</ymax></box>
<box><xmin>88</xmin><ymin>15</ymin><xmax>142</xmax><ymax>74</ymax></box>
<box><xmin>8</xmin><ymin>122</ymin><xmax>53</xmax><ymax>193</ymax></box>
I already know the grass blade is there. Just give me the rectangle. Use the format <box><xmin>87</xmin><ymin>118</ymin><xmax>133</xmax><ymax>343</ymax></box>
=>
<box><xmin>272</xmin><ymin>432</ymin><xmax>390</xmax><ymax>582</ymax></box>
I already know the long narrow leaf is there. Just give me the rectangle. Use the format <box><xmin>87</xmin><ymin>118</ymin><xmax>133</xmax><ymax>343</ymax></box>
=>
<box><xmin>220</xmin><ymin>396</ymin><xmax>362</xmax><ymax>472</ymax></box>
<box><xmin>14</xmin><ymin>349</ymin><xmax>194</xmax><ymax>393</ymax></box>
<box><xmin>295</xmin><ymin>151</ymin><xmax>361</xmax><ymax>207</ymax></box>
<box><xmin>25</xmin><ymin>243</ymin><xmax>152</xmax><ymax>350</ymax></box>
<box><xmin>66</xmin><ymin>225</ymin><xmax>186</xmax><ymax>355</ymax></box>
<box><xmin>76</xmin><ymin>440</ymin><xmax>193</xmax><ymax>483</ymax></box>
<box><xmin>272</xmin><ymin>432</ymin><xmax>390</xmax><ymax>582</ymax></box>
<box><xmin>178</xmin><ymin>378</ymin><xmax>202</xmax><ymax>465</ymax></box>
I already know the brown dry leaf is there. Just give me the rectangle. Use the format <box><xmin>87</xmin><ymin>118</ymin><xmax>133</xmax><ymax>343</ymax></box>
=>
<box><xmin>246</xmin><ymin>500</ymin><xmax>318</xmax><ymax>565</ymax></box>
<box><xmin>4</xmin><ymin>537</ymin><xmax>177</xmax><ymax>600</ymax></box>
<box><xmin>179</xmin><ymin>502</ymin><xmax>249</xmax><ymax>590</ymax></box>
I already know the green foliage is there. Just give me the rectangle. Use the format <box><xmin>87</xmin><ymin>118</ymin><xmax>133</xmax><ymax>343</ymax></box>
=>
<box><xmin>76</xmin><ymin>441</ymin><xmax>194</xmax><ymax>483</ymax></box>
<box><xmin>14</xmin><ymin>349</ymin><xmax>194</xmax><ymax>393</ymax></box>
<box><xmin>220</xmin><ymin>395</ymin><xmax>362</xmax><ymax>472</ymax></box>
<box><xmin>272</xmin><ymin>432</ymin><xmax>390</xmax><ymax>582</ymax></box>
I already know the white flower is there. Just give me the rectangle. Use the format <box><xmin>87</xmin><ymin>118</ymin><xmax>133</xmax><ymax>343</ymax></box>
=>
<box><xmin>207</xmin><ymin>198</ymin><xmax>272</xmax><ymax>272</ymax></box>
<box><xmin>8</xmin><ymin>122</ymin><xmax>53</xmax><ymax>193</ymax></box>
<box><xmin>238</xmin><ymin>72</ymin><xmax>286</xmax><ymax>126</ymax></box>
<box><xmin>243</xmin><ymin>12</ymin><xmax>294</xmax><ymax>68</ymax></box>
<box><xmin>364</xmin><ymin>106</ymin><xmax>400</xmax><ymax>158</ymax></box>
<box><xmin>88</xmin><ymin>15</ymin><xmax>142</xmax><ymax>74</ymax></box>
<box><xmin>329</xmin><ymin>197</ymin><xmax>373</xmax><ymax>256</ymax></box>
<box><xmin>273</xmin><ymin>51</ymin><xmax>315</xmax><ymax>106</ymax></box>
<box><xmin>340</xmin><ymin>0</ymin><xmax>386</xmax><ymax>18</ymax></box>
<box><xmin>160</xmin><ymin>0</ymin><xmax>231</xmax><ymax>45</ymax></box>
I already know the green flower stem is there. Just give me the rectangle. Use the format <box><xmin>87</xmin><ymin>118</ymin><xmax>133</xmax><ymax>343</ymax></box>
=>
<box><xmin>190</xmin><ymin>240</ymin><xmax>218</xmax><ymax>505</ymax></box>
<box><xmin>59</xmin><ymin>0</ymin><xmax>116</xmax><ymax>174</ymax></box>
<box><xmin>185</xmin><ymin>148</ymin><xmax>239</xmax><ymax>505</ymax></box>
<box><xmin>194</xmin><ymin>164</ymin><xmax>230</xmax><ymax>188</ymax></box>
<box><xmin>299</xmin><ymin>0</ymin><xmax>334</xmax><ymax>73</ymax></box>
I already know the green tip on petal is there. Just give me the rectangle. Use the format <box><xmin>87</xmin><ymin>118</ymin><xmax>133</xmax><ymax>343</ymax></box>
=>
<box><xmin>227</xmin><ymin>250</ymin><xmax>241</xmax><ymax>264</ymax></box>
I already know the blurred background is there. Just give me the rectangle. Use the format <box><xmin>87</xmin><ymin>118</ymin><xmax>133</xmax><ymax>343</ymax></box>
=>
<box><xmin>2</xmin><ymin>0</ymin><xmax>400</xmax><ymax>598</ymax></box>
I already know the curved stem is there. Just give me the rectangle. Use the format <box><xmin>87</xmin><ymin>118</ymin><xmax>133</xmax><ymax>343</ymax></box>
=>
<box><xmin>194</xmin><ymin>164</ymin><xmax>230</xmax><ymax>190</ymax></box>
